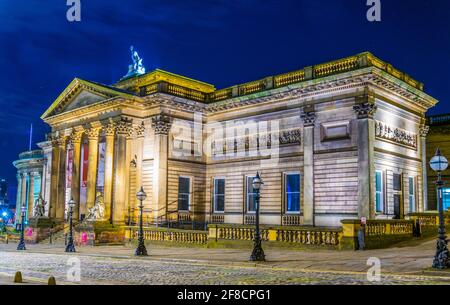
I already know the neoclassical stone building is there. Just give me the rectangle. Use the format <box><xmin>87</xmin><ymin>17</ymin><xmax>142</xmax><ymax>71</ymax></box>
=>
<box><xmin>13</xmin><ymin>150</ymin><xmax>45</xmax><ymax>226</ymax></box>
<box><xmin>32</xmin><ymin>52</ymin><xmax>437</xmax><ymax>228</ymax></box>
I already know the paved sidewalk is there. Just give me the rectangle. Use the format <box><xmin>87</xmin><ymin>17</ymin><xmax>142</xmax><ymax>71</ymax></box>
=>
<box><xmin>0</xmin><ymin>237</ymin><xmax>445</xmax><ymax>276</ymax></box>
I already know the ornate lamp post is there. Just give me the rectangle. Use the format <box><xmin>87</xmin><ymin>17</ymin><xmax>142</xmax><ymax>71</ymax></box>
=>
<box><xmin>430</xmin><ymin>148</ymin><xmax>449</xmax><ymax>269</ymax></box>
<box><xmin>65</xmin><ymin>198</ymin><xmax>76</xmax><ymax>253</ymax></box>
<box><xmin>16</xmin><ymin>204</ymin><xmax>27</xmax><ymax>251</ymax></box>
<box><xmin>250</xmin><ymin>172</ymin><xmax>265</xmax><ymax>262</ymax></box>
<box><xmin>135</xmin><ymin>187</ymin><xmax>148</xmax><ymax>256</ymax></box>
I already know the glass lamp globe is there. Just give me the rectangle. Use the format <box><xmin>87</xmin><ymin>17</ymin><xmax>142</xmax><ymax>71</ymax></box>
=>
<box><xmin>252</xmin><ymin>172</ymin><xmax>264</xmax><ymax>191</ymax></box>
<box><xmin>136</xmin><ymin>187</ymin><xmax>147</xmax><ymax>202</ymax></box>
<box><xmin>430</xmin><ymin>148</ymin><xmax>449</xmax><ymax>172</ymax></box>
<box><xmin>21</xmin><ymin>205</ymin><xmax>27</xmax><ymax>213</ymax></box>
<box><xmin>68</xmin><ymin>198</ymin><xmax>76</xmax><ymax>209</ymax></box>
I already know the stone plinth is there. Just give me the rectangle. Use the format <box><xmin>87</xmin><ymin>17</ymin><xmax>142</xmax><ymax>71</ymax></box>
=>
<box><xmin>75</xmin><ymin>221</ymin><xmax>125</xmax><ymax>246</ymax></box>
<box><xmin>25</xmin><ymin>217</ymin><xmax>61</xmax><ymax>244</ymax></box>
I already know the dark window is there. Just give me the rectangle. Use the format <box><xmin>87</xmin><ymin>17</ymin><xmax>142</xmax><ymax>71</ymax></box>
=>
<box><xmin>246</xmin><ymin>176</ymin><xmax>257</xmax><ymax>212</ymax></box>
<box><xmin>393</xmin><ymin>174</ymin><xmax>402</xmax><ymax>191</ymax></box>
<box><xmin>285</xmin><ymin>174</ymin><xmax>300</xmax><ymax>213</ymax></box>
<box><xmin>178</xmin><ymin>177</ymin><xmax>190</xmax><ymax>211</ymax></box>
<box><xmin>213</xmin><ymin>179</ymin><xmax>225</xmax><ymax>212</ymax></box>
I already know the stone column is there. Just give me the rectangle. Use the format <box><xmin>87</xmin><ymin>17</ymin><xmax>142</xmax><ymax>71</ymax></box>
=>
<box><xmin>300</xmin><ymin>109</ymin><xmax>316</xmax><ymax>226</ymax></box>
<box><xmin>420</xmin><ymin>125</ymin><xmax>430</xmax><ymax>211</ymax></box>
<box><xmin>86</xmin><ymin>125</ymin><xmax>101</xmax><ymax>211</ymax></box>
<box><xmin>56</xmin><ymin>135</ymin><xmax>67</xmax><ymax>220</ymax></box>
<box><xmin>70</xmin><ymin>129</ymin><xmax>83</xmax><ymax>220</ymax></box>
<box><xmin>103</xmin><ymin>119</ymin><xmax>116</xmax><ymax>222</ymax></box>
<box><xmin>151</xmin><ymin>115</ymin><xmax>172</xmax><ymax>223</ymax></box>
<box><xmin>113</xmin><ymin>118</ymin><xmax>133</xmax><ymax>224</ymax></box>
<box><xmin>19</xmin><ymin>173</ymin><xmax>28</xmax><ymax>224</ymax></box>
<box><xmin>134</xmin><ymin>122</ymin><xmax>145</xmax><ymax>212</ymax></box>
<box><xmin>15</xmin><ymin>174</ymin><xmax>24</xmax><ymax>226</ymax></box>
<box><xmin>27</xmin><ymin>172</ymin><xmax>35</xmax><ymax>219</ymax></box>
<box><xmin>353</xmin><ymin>95</ymin><xmax>377</xmax><ymax>219</ymax></box>
<box><xmin>49</xmin><ymin>137</ymin><xmax>60</xmax><ymax>219</ymax></box>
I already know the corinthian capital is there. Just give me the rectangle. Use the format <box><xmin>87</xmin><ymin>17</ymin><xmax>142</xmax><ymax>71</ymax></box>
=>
<box><xmin>353</xmin><ymin>102</ymin><xmax>377</xmax><ymax>119</ymax></box>
<box><xmin>135</xmin><ymin>121</ymin><xmax>146</xmax><ymax>138</ymax></box>
<box><xmin>104</xmin><ymin>118</ymin><xmax>117</xmax><ymax>137</ymax></box>
<box><xmin>116</xmin><ymin>118</ymin><xmax>134</xmax><ymax>137</ymax></box>
<box><xmin>85</xmin><ymin>125</ymin><xmax>101</xmax><ymax>140</ymax></box>
<box><xmin>69</xmin><ymin>128</ymin><xmax>84</xmax><ymax>144</ymax></box>
<box><xmin>151</xmin><ymin>114</ymin><xmax>172</xmax><ymax>135</ymax></box>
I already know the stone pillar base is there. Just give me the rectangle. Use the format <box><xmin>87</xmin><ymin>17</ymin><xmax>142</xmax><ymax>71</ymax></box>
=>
<box><xmin>75</xmin><ymin>220</ymin><xmax>125</xmax><ymax>246</ymax></box>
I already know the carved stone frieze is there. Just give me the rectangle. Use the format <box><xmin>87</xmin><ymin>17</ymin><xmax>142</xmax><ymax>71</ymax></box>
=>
<box><xmin>375</xmin><ymin>121</ymin><xmax>417</xmax><ymax>149</ymax></box>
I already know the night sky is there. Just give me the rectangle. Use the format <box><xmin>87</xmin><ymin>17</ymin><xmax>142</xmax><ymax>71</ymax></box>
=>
<box><xmin>1</xmin><ymin>0</ymin><xmax>449</xmax><ymax>203</ymax></box>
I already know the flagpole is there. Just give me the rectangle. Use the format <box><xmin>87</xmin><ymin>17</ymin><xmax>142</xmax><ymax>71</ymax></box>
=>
<box><xmin>29</xmin><ymin>123</ymin><xmax>33</xmax><ymax>151</ymax></box>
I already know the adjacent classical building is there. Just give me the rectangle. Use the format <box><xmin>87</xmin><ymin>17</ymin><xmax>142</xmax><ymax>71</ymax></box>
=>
<box><xmin>426</xmin><ymin>113</ymin><xmax>450</xmax><ymax>211</ymax></box>
<box><xmin>26</xmin><ymin>51</ymin><xmax>437</xmax><ymax>228</ymax></box>
<box><xmin>12</xmin><ymin>150</ymin><xmax>45</xmax><ymax>226</ymax></box>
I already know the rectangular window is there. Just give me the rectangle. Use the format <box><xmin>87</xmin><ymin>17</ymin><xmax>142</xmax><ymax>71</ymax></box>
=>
<box><xmin>375</xmin><ymin>170</ymin><xmax>384</xmax><ymax>213</ymax></box>
<box><xmin>246</xmin><ymin>176</ymin><xmax>257</xmax><ymax>212</ymax></box>
<box><xmin>443</xmin><ymin>188</ymin><xmax>450</xmax><ymax>211</ymax></box>
<box><xmin>393</xmin><ymin>173</ymin><xmax>402</xmax><ymax>191</ymax></box>
<box><xmin>178</xmin><ymin>176</ymin><xmax>191</xmax><ymax>211</ymax></box>
<box><xmin>408</xmin><ymin>177</ymin><xmax>415</xmax><ymax>213</ymax></box>
<box><xmin>285</xmin><ymin>173</ymin><xmax>300</xmax><ymax>213</ymax></box>
<box><xmin>213</xmin><ymin>178</ymin><xmax>225</xmax><ymax>213</ymax></box>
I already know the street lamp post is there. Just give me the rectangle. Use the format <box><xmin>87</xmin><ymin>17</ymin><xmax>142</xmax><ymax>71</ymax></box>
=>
<box><xmin>65</xmin><ymin>198</ymin><xmax>76</xmax><ymax>253</ymax></box>
<box><xmin>135</xmin><ymin>186</ymin><xmax>148</xmax><ymax>256</ymax></box>
<box><xmin>16</xmin><ymin>205</ymin><xmax>27</xmax><ymax>251</ymax></box>
<box><xmin>430</xmin><ymin>148</ymin><xmax>449</xmax><ymax>269</ymax></box>
<box><xmin>250</xmin><ymin>172</ymin><xmax>265</xmax><ymax>262</ymax></box>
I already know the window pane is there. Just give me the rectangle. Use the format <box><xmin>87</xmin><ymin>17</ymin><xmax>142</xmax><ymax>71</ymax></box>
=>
<box><xmin>178</xmin><ymin>194</ymin><xmax>189</xmax><ymax>211</ymax></box>
<box><xmin>247</xmin><ymin>194</ymin><xmax>256</xmax><ymax>212</ymax></box>
<box><xmin>287</xmin><ymin>192</ymin><xmax>300</xmax><ymax>212</ymax></box>
<box><xmin>286</xmin><ymin>174</ymin><xmax>300</xmax><ymax>193</ymax></box>
<box><xmin>247</xmin><ymin>177</ymin><xmax>255</xmax><ymax>194</ymax></box>
<box><xmin>376</xmin><ymin>193</ymin><xmax>382</xmax><ymax>212</ymax></box>
<box><xmin>375</xmin><ymin>172</ymin><xmax>382</xmax><ymax>191</ymax></box>
<box><xmin>215</xmin><ymin>179</ymin><xmax>225</xmax><ymax>195</ymax></box>
<box><xmin>179</xmin><ymin>177</ymin><xmax>190</xmax><ymax>193</ymax></box>
<box><xmin>409</xmin><ymin>177</ymin><xmax>414</xmax><ymax>195</ymax></box>
<box><xmin>443</xmin><ymin>188</ymin><xmax>450</xmax><ymax>211</ymax></box>
<box><xmin>393</xmin><ymin>174</ymin><xmax>402</xmax><ymax>191</ymax></box>
<box><xmin>215</xmin><ymin>195</ymin><xmax>225</xmax><ymax>212</ymax></box>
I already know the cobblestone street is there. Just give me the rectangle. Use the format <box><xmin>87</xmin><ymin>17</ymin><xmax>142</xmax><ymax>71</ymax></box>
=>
<box><xmin>0</xmin><ymin>240</ymin><xmax>449</xmax><ymax>285</ymax></box>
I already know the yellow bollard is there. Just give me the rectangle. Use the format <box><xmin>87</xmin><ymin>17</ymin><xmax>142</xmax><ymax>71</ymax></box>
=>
<box><xmin>13</xmin><ymin>271</ymin><xmax>23</xmax><ymax>283</ymax></box>
<box><xmin>48</xmin><ymin>276</ymin><xmax>56</xmax><ymax>285</ymax></box>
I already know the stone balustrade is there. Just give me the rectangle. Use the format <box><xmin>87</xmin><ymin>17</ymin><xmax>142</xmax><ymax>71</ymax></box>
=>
<box><xmin>208</xmin><ymin>224</ymin><xmax>341</xmax><ymax>248</ymax></box>
<box><xmin>125</xmin><ymin>226</ymin><xmax>208</xmax><ymax>245</ymax></box>
<box><xmin>138</xmin><ymin>52</ymin><xmax>424</xmax><ymax>103</ymax></box>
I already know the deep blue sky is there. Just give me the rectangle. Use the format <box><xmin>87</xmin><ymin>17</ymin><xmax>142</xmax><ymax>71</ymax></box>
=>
<box><xmin>1</xmin><ymin>0</ymin><xmax>449</xmax><ymax>203</ymax></box>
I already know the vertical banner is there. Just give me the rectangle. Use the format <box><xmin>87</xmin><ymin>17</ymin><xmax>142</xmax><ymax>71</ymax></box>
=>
<box><xmin>82</xmin><ymin>143</ymin><xmax>89</xmax><ymax>187</ymax></box>
<box><xmin>66</xmin><ymin>148</ymin><xmax>73</xmax><ymax>188</ymax></box>
<box><xmin>96</xmin><ymin>141</ymin><xmax>106</xmax><ymax>194</ymax></box>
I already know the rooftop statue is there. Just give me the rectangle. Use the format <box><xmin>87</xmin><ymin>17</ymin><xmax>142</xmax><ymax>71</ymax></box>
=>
<box><xmin>122</xmin><ymin>45</ymin><xmax>146</xmax><ymax>79</ymax></box>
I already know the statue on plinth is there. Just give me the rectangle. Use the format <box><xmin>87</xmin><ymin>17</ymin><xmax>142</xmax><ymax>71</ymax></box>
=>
<box><xmin>86</xmin><ymin>192</ymin><xmax>105</xmax><ymax>221</ymax></box>
<box><xmin>33</xmin><ymin>194</ymin><xmax>46</xmax><ymax>218</ymax></box>
<box><xmin>122</xmin><ymin>46</ymin><xmax>146</xmax><ymax>79</ymax></box>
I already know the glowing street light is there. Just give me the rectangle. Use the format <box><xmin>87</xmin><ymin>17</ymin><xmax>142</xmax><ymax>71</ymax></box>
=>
<box><xmin>250</xmin><ymin>172</ymin><xmax>265</xmax><ymax>262</ymax></box>
<box><xmin>135</xmin><ymin>186</ymin><xmax>148</xmax><ymax>256</ymax></box>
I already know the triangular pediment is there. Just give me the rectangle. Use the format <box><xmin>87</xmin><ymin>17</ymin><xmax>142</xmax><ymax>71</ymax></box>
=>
<box><xmin>41</xmin><ymin>78</ymin><xmax>136</xmax><ymax>119</ymax></box>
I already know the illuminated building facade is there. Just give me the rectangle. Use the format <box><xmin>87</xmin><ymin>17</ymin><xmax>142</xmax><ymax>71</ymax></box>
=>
<box><xmin>426</xmin><ymin>114</ymin><xmax>450</xmax><ymax>211</ymax></box>
<box><xmin>33</xmin><ymin>52</ymin><xmax>437</xmax><ymax>228</ymax></box>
